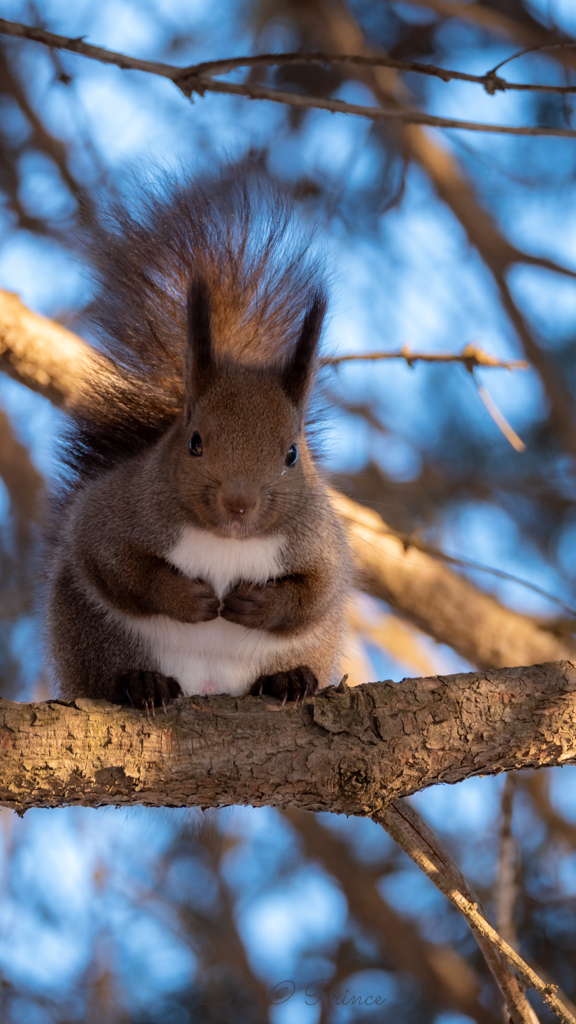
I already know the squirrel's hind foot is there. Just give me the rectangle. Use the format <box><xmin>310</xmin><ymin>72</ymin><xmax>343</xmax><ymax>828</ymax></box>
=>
<box><xmin>250</xmin><ymin>666</ymin><xmax>318</xmax><ymax>705</ymax></box>
<box><xmin>115</xmin><ymin>670</ymin><xmax>182</xmax><ymax>715</ymax></box>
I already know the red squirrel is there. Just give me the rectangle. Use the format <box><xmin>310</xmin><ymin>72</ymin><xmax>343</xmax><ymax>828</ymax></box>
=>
<box><xmin>45</xmin><ymin>168</ymin><xmax>352</xmax><ymax>711</ymax></box>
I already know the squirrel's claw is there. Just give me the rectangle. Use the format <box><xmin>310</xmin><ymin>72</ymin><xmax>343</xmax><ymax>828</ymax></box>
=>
<box><xmin>114</xmin><ymin>670</ymin><xmax>183</xmax><ymax>713</ymax></box>
<box><xmin>249</xmin><ymin>666</ymin><xmax>318</xmax><ymax>704</ymax></box>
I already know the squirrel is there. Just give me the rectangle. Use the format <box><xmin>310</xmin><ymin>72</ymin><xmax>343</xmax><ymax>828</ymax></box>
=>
<box><xmin>44</xmin><ymin>167</ymin><xmax>352</xmax><ymax>712</ymax></box>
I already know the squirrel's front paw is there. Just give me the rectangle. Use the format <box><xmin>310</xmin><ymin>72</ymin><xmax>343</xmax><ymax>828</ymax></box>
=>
<box><xmin>114</xmin><ymin>670</ymin><xmax>182</xmax><ymax>714</ymax></box>
<box><xmin>221</xmin><ymin>580</ymin><xmax>280</xmax><ymax>629</ymax></box>
<box><xmin>249</xmin><ymin>666</ymin><xmax>318</xmax><ymax>704</ymax></box>
<box><xmin>186</xmin><ymin>578</ymin><xmax>220</xmax><ymax>623</ymax></box>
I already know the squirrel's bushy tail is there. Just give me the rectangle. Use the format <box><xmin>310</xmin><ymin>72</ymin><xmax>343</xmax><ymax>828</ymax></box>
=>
<box><xmin>64</xmin><ymin>164</ymin><xmax>326</xmax><ymax>483</ymax></box>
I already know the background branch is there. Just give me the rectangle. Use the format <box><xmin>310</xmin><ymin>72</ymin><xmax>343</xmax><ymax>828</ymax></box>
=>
<box><xmin>322</xmin><ymin>344</ymin><xmax>528</xmax><ymax>369</ymax></box>
<box><xmin>379</xmin><ymin>801</ymin><xmax>568</xmax><ymax>1023</ymax></box>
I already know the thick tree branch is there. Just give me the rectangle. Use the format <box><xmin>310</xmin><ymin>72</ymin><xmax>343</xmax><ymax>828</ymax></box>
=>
<box><xmin>333</xmin><ymin>493</ymin><xmax>576</xmax><ymax>667</ymax></box>
<box><xmin>0</xmin><ymin>289</ymin><xmax>108</xmax><ymax>408</ymax></box>
<box><xmin>3</xmin><ymin>662</ymin><xmax>576</xmax><ymax>814</ymax></box>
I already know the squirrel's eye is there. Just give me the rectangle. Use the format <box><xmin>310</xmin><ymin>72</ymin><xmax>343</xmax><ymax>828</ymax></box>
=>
<box><xmin>286</xmin><ymin>444</ymin><xmax>298</xmax><ymax>467</ymax></box>
<box><xmin>189</xmin><ymin>432</ymin><xmax>203</xmax><ymax>457</ymax></box>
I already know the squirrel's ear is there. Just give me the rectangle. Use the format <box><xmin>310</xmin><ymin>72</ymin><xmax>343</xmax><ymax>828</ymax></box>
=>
<box><xmin>185</xmin><ymin>276</ymin><xmax>214</xmax><ymax>407</ymax></box>
<box><xmin>283</xmin><ymin>291</ymin><xmax>327</xmax><ymax>407</ymax></box>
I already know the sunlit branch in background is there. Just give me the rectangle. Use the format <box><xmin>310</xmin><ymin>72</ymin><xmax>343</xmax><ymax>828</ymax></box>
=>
<box><xmin>379</xmin><ymin>800</ymin><xmax>573</xmax><ymax>1024</ymax></box>
<box><xmin>322</xmin><ymin>344</ymin><xmax>529</xmax><ymax>370</ymax></box>
<box><xmin>369</xmin><ymin>522</ymin><xmax>576</xmax><ymax>616</ymax></box>
<box><xmin>474</xmin><ymin>381</ymin><xmax>526</xmax><ymax>452</ymax></box>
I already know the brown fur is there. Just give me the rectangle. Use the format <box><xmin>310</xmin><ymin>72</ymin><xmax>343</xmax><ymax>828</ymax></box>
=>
<box><xmin>45</xmin><ymin>166</ymin><xmax>351</xmax><ymax>708</ymax></box>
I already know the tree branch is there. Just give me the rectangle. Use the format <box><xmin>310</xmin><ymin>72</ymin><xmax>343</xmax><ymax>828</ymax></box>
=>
<box><xmin>379</xmin><ymin>800</ymin><xmax>573</xmax><ymax>1023</ymax></box>
<box><xmin>3</xmin><ymin>19</ymin><xmax>576</xmax><ymax>137</ymax></box>
<box><xmin>283</xmin><ymin>807</ymin><xmax>500</xmax><ymax>1022</ymax></box>
<box><xmin>322</xmin><ymin>344</ymin><xmax>528</xmax><ymax>369</ymax></box>
<box><xmin>4</xmin><ymin>662</ymin><xmax>576</xmax><ymax>815</ymax></box>
<box><xmin>381</xmin><ymin>799</ymin><xmax>540</xmax><ymax>1024</ymax></box>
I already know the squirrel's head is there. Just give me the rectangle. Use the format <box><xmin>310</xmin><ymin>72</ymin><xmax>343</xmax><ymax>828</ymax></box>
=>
<box><xmin>171</xmin><ymin>277</ymin><xmax>326</xmax><ymax>537</ymax></box>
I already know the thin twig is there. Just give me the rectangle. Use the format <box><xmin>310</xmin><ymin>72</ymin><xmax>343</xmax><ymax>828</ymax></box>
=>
<box><xmin>321</xmin><ymin>344</ymin><xmax>528</xmax><ymax>370</ymax></box>
<box><xmin>3</xmin><ymin>20</ymin><xmax>576</xmax><ymax>137</ymax></box>
<box><xmin>475</xmin><ymin>382</ymin><xmax>526</xmax><ymax>452</ymax></box>
<box><xmin>163</xmin><ymin>49</ymin><xmax>576</xmax><ymax>98</ymax></box>
<box><xmin>378</xmin><ymin>800</ymin><xmax>573</xmax><ymax>1024</ymax></box>
<box><xmin>489</xmin><ymin>43</ymin><xmax>576</xmax><ymax>77</ymax></box>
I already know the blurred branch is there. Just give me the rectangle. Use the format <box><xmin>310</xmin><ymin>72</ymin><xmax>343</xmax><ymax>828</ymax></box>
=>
<box><xmin>5</xmin><ymin>662</ymin><xmax>576</xmax><ymax>814</ymax></box>
<box><xmin>334</xmin><ymin>492</ymin><xmax>576</xmax><ymax>666</ymax></box>
<box><xmin>2</xmin><ymin>287</ymin><xmax>575</xmax><ymax>668</ymax></box>
<box><xmin>399</xmin><ymin>0</ymin><xmax>576</xmax><ymax>75</ymax></box>
<box><xmin>283</xmin><ymin>807</ymin><xmax>499</xmax><ymax>1022</ymax></box>
<box><xmin>0</xmin><ymin>409</ymin><xmax>43</xmax><ymax>555</ymax></box>
<box><xmin>378</xmin><ymin>800</ymin><xmax>560</xmax><ymax>1024</ymax></box>
<box><xmin>4</xmin><ymin>20</ymin><xmax>576</xmax><ymax>137</ymax></box>
<box><xmin>346</xmin><ymin>509</ymin><xmax>576</xmax><ymax>616</ymax></box>
<box><xmin>0</xmin><ymin>47</ymin><xmax>84</xmax><ymax>204</ymax></box>
<box><xmin>322</xmin><ymin>344</ymin><xmax>528</xmax><ymax>369</ymax></box>
<box><xmin>520</xmin><ymin>772</ymin><xmax>576</xmax><ymax>849</ymax></box>
<box><xmin>0</xmin><ymin>289</ymin><xmax>109</xmax><ymax>408</ymax></box>
<box><xmin>496</xmin><ymin>775</ymin><xmax>519</xmax><ymax>951</ymax></box>
<box><xmin>473</xmin><ymin>380</ymin><xmax>526</xmax><ymax>452</ymax></box>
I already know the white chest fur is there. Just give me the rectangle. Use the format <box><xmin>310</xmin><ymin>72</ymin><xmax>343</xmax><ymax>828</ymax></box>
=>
<box><xmin>167</xmin><ymin>526</ymin><xmax>286</xmax><ymax>599</ymax></box>
<box><xmin>119</xmin><ymin>526</ymin><xmax>299</xmax><ymax>697</ymax></box>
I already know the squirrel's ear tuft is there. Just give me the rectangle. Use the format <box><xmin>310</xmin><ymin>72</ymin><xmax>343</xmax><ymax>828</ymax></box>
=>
<box><xmin>185</xmin><ymin>275</ymin><xmax>214</xmax><ymax>406</ymax></box>
<box><xmin>283</xmin><ymin>291</ymin><xmax>327</xmax><ymax>407</ymax></box>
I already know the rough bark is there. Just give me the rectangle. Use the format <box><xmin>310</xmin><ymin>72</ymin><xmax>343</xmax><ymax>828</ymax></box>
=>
<box><xmin>2</xmin><ymin>287</ymin><xmax>574</xmax><ymax>671</ymax></box>
<box><xmin>2</xmin><ymin>662</ymin><xmax>576</xmax><ymax>814</ymax></box>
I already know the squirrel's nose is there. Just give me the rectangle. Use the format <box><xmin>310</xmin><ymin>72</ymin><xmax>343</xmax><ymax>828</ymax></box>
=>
<box><xmin>218</xmin><ymin>484</ymin><xmax>260</xmax><ymax>517</ymax></box>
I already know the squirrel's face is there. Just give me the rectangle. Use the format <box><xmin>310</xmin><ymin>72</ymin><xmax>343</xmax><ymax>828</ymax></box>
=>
<box><xmin>173</xmin><ymin>277</ymin><xmax>326</xmax><ymax>535</ymax></box>
<box><xmin>173</xmin><ymin>367</ymin><xmax>310</xmax><ymax>537</ymax></box>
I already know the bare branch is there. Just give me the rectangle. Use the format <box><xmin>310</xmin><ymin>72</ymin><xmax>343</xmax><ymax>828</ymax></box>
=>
<box><xmin>383</xmin><ymin>799</ymin><xmax>540</xmax><ymax>1024</ymax></box>
<box><xmin>283</xmin><ymin>808</ymin><xmax>499</xmax><ymax>1022</ymax></box>
<box><xmin>473</xmin><ymin>380</ymin><xmax>526</xmax><ymax>452</ymax></box>
<box><xmin>3</xmin><ymin>19</ymin><xmax>576</xmax><ymax>137</ymax></box>
<box><xmin>379</xmin><ymin>801</ymin><xmax>569</xmax><ymax>1023</ymax></box>
<box><xmin>5</xmin><ymin>19</ymin><xmax>576</xmax><ymax>99</ymax></box>
<box><xmin>322</xmin><ymin>344</ymin><xmax>529</xmax><ymax>370</ymax></box>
